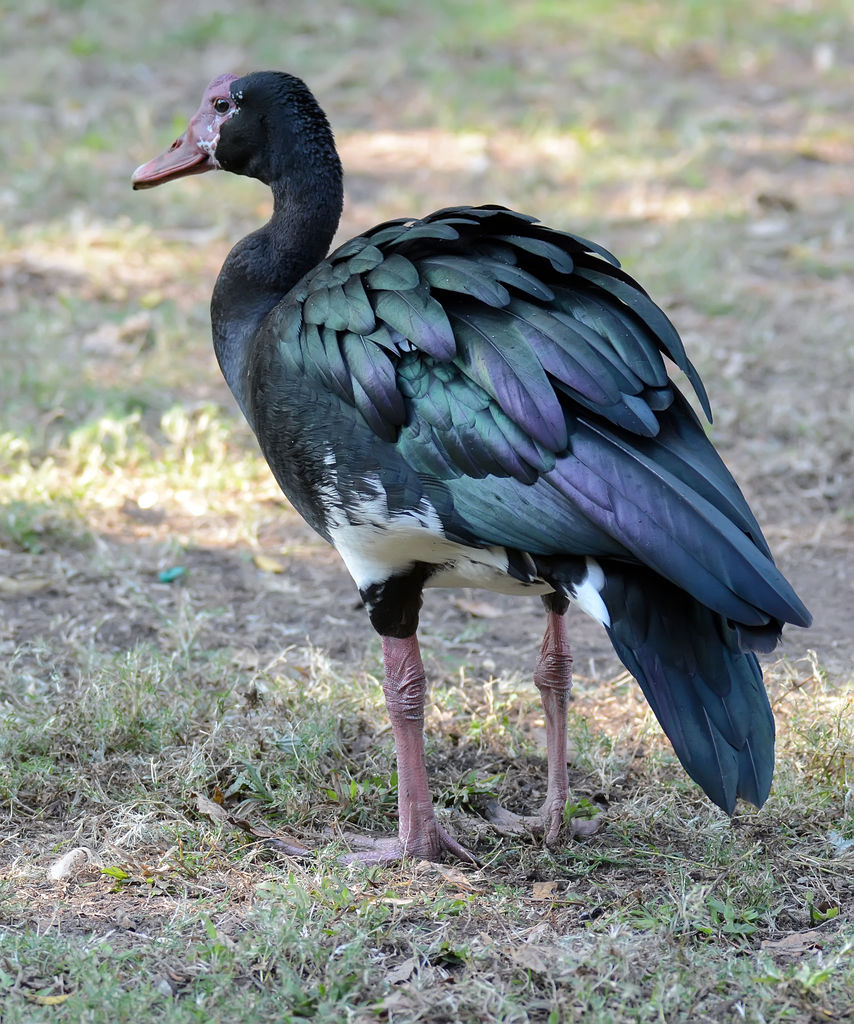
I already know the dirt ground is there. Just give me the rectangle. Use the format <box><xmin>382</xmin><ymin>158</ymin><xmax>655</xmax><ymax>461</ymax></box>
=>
<box><xmin>0</xmin><ymin>504</ymin><xmax>834</xmax><ymax>700</ymax></box>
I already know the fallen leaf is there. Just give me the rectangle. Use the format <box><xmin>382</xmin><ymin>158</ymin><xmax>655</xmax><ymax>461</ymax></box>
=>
<box><xmin>264</xmin><ymin>837</ymin><xmax>312</xmax><ymax>855</ymax></box>
<box><xmin>253</xmin><ymin>554</ymin><xmax>286</xmax><ymax>573</ymax></box>
<box><xmin>451</xmin><ymin>596</ymin><xmax>504</xmax><ymax>618</ymax></box>
<box><xmin>102</xmin><ymin>866</ymin><xmax>131</xmax><ymax>880</ymax></box>
<box><xmin>231</xmin><ymin>817</ymin><xmax>310</xmax><ymax>855</ymax></box>
<box><xmin>386</xmin><ymin>957</ymin><xmax>418</xmax><ymax>984</ymax></box>
<box><xmin>154</xmin><ymin>975</ymin><xmax>175</xmax><ymax>997</ymax></box>
<box><xmin>139</xmin><ymin>289</ymin><xmax>164</xmax><ymax>309</ymax></box>
<box><xmin>231</xmin><ymin>649</ymin><xmax>260</xmax><ymax>669</ymax></box>
<box><xmin>117</xmin><ymin>310</ymin><xmax>153</xmax><ymax>340</ymax></box>
<box><xmin>531</xmin><ymin>881</ymin><xmax>558</xmax><ymax>901</ymax></box>
<box><xmin>376</xmin><ymin>991</ymin><xmax>418</xmax><ymax>1013</ymax></box>
<box><xmin>761</xmin><ymin>929</ymin><xmax>826</xmax><ymax>956</ymax></box>
<box><xmin>194</xmin><ymin>792</ymin><xmax>229</xmax><ymax>823</ymax></box>
<box><xmin>192</xmin><ymin>794</ymin><xmax>309</xmax><ymax>854</ymax></box>
<box><xmin>137</xmin><ymin>490</ymin><xmax>158</xmax><ymax>509</ymax></box>
<box><xmin>756</xmin><ymin>192</ymin><xmax>798</xmax><ymax>212</ymax></box>
<box><xmin>431</xmin><ymin>864</ymin><xmax>479</xmax><ymax>891</ymax></box>
<box><xmin>523</xmin><ymin>921</ymin><xmax>553</xmax><ymax>943</ymax></box>
<box><xmin>0</xmin><ymin>575</ymin><xmax>54</xmax><ymax>596</ymax></box>
<box><xmin>828</xmin><ymin>830</ymin><xmax>854</xmax><ymax>852</ymax></box>
<box><xmin>413</xmin><ymin>860</ymin><xmax>479</xmax><ymax>889</ymax></box>
<box><xmin>27</xmin><ymin>993</ymin><xmax>72</xmax><ymax>1006</ymax></box>
<box><xmin>509</xmin><ymin>945</ymin><xmax>550</xmax><ymax>973</ymax></box>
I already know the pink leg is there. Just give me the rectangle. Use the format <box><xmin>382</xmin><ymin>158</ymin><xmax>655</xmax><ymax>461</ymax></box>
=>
<box><xmin>532</xmin><ymin>609</ymin><xmax>573</xmax><ymax>843</ymax></box>
<box><xmin>486</xmin><ymin>610</ymin><xmax>597</xmax><ymax>844</ymax></box>
<box><xmin>344</xmin><ymin>634</ymin><xmax>477</xmax><ymax>865</ymax></box>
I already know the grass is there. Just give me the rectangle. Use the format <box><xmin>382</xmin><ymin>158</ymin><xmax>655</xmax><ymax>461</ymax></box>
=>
<box><xmin>1</xmin><ymin>638</ymin><xmax>852</xmax><ymax>1022</ymax></box>
<box><xmin>1</xmin><ymin>0</ymin><xmax>853</xmax><ymax>1021</ymax></box>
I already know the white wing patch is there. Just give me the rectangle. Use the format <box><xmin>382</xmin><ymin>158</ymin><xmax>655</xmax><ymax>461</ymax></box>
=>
<box><xmin>322</xmin><ymin>452</ymin><xmax>611</xmax><ymax>622</ymax></box>
<box><xmin>327</xmin><ymin>479</ymin><xmax>547</xmax><ymax>595</ymax></box>
<box><xmin>322</xmin><ymin>457</ymin><xmax>547</xmax><ymax>596</ymax></box>
<box><xmin>570</xmin><ymin>557</ymin><xmax>610</xmax><ymax>628</ymax></box>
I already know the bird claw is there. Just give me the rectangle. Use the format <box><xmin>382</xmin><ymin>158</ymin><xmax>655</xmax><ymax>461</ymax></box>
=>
<box><xmin>339</xmin><ymin>820</ymin><xmax>481</xmax><ymax>866</ymax></box>
<box><xmin>484</xmin><ymin>798</ymin><xmax>603</xmax><ymax>844</ymax></box>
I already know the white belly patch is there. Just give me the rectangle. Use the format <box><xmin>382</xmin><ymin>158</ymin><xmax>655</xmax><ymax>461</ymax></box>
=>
<box><xmin>322</xmin><ymin>465</ymin><xmax>609</xmax><ymax>626</ymax></box>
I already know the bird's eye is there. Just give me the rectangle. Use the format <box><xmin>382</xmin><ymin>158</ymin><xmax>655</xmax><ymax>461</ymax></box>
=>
<box><xmin>213</xmin><ymin>98</ymin><xmax>231</xmax><ymax>114</ymax></box>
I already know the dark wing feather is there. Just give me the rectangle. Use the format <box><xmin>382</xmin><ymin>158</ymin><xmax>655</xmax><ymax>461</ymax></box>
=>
<box><xmin>450</xmin><ymin>308</ymin><xmax>568</xmax><ymax>451</ymax></box>
<box><xmin>485</xmin><ymin>260</ymin><xmax>556</xmax><ymax>302</ymax></box>
<box><xmin>365</xmin><ymin>253</ymin><xmax>420</xmax><ymax>291</ymax></box>
<box><xmin>302</xmin><ymin>285</ymin><xmax>331</xmax><ymax>325</ymax></box>
<box><xmin>397</xmin><ymin>355</ymin><xmax>555</xmax><ymax>485</ymax></box>
<box><xmin>572</xmin><ymin>262</ymin><xmax>712</xmax><ymax>419</ymax></box>
<box><xmin>503</xmin><ymin>300</ymin><xmax>664</xmax><ymax>435</ymax></box>
<box><xmin>547</xmin><ymin>418</ymin><xmax>811</xmax><ymax>626</ymax></box>
<box><xmin>495</xmin><ymin>234</ymin><xmax>575</xmax><ymax>273</ymax></box>
<box><xmin>396</xmin><ymin>221</ymin><xmax>461</xmax><ymax>243</ymax></box>
<box><xmin>340</xmin><ymin>333</ymin><xmax>405</xmax><ymax>441</ymax></box>
<box><xmin>342</xmin><ymin>275</ymin><xmax>376</xmax><ymax>333</ymax></box>
<box><xmin>600</xmin><ymin>565</ymin><xmax>775</xmax><ymax>811</ymax></box>
<box><xmin>554</xmin><ymin>287</ymin><xmax>668</xmax><ymax>387</ymax></box>
<box><xmin>370</xmin><ymin>284</ymin><xmax>457</xmax><ymax>360</ymax></box>
<box><xmin>300</xmin><ymin>323</ymin><xmax>353</xmax><ymax>403</ymax></box>
<box><xmin>420</xmin><ymin>255</ymin><xmax>512</xmax><ymax>307</ymax></box>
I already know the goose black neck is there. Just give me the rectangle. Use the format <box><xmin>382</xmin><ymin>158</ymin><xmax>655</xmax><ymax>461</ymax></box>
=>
<box><xmin>211</xmin><ymin>82</ymin><xmax>343</xmax><ymax>426</ymax></box>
